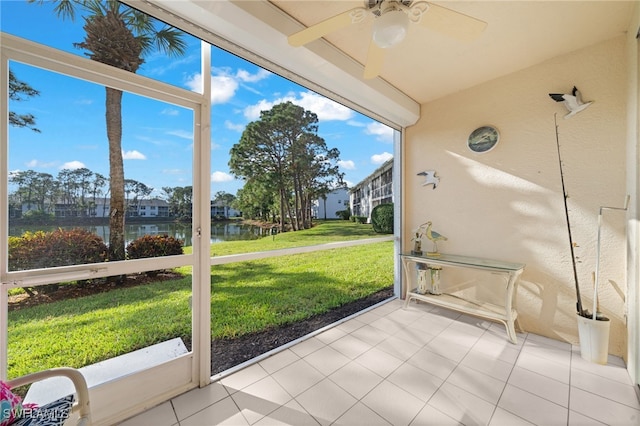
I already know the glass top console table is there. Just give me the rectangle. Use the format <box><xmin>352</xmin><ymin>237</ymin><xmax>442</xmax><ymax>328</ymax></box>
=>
<box><xmin>401</xmin><ymin>252</ymin><xmax>525</xmax><ymax>344</ymax></box>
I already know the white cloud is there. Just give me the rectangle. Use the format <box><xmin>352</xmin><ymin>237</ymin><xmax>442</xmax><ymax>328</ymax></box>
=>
<box><xmin>244</xmin><ymin>91</ymin><xmax>353</xmax><ymax>122</ymax></box>
<box><xmin>184</xmin><ymin>72</ymin><xmax>203</xmax><ymax>92</ymax></box>
<box><xmin>371</xmin><ymin>152</ymin><xmax>393</xmax><ymax>165</ymax></box>
<box><xmin>298</xmin><ymin>92</ymin><xmax>353</xmax><ymax>121</ymax></box>
<box><xmin>122</xmin><ymin>150</ymin><xmax>147</xmax><ymax>160</ymax></box>
<box><xmin>166</xmin><ymin>129</ymin><xmax>193</xmax><ymax>140</ymax></box>
<box><xmin>135</xmin><ymin>135</ymin><xmax>167</xmax><ymax>146</ymax></box>
<box><xmin>210</xmin><ymin>75</ymin><xmax>238</xmax><ymax>104</ymax></box>
<box><xmin>147</xmin><ymin>52</ymin><xmax>199</xmax><ymax>76</ymax></box>
<box><xmin>185</xmin><ymin>72</ymin><xmax>238</xmax><ymax>104</ymax></box>
<box><xmin>365</xmin><ymin>122</ymin><xmax>394</xmax><ymax>143</ymax></box>
<box><xmin>236</xmin><ymin>68</ymin><xmax>271</xmax><ymax>83</ymax></box>
<box><xmin>244</xmin><ymin>99</ymin><xmax>276</xmax><ymax>121</ymax></box>
<box><xmin>225</xmin><ymin>120</ymin><xmax>245</xmax><ymax>132</ymax></box>
<box><xmin>161</xmin><ymin>108</ymin><xmax>180</xmax><ymax>116</ymax></box>
<box><xmin>60</xmin><ymin>160</ymin><xmax>85</xmax><ymax>170</ymax></box>
<box><xmin>347</xmin><ymin>120</ymin><xmax>366</xmax><ymax>127</ymax></box>
<box><xmin>211</xmin><ymin>171</ymin><xmax>234</xmax><ymax>182</ymax></box>
<box><xmin>338</xmin><ymin>160</ymin><xmax>356</xmax><ymax>170</ymax></box>
<box><xmin>185</xmin><ymin>69</ymin><xmax>268</xmax><ymax>106</ymax></box>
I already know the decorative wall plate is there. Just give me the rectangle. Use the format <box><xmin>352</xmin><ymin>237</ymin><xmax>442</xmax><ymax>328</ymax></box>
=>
<box><xmin>468</xmin><ymin>126</ymin><xmax>499</xmax><ymax>153</ymax></box>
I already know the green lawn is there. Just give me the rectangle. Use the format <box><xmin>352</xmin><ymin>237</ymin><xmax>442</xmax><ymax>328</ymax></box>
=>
<box><xmin>7</xmin><ymin>220</ymin><xmax>394</xmax><ymax>379</ymax></box>
<box><xmin>206</xmin><ymin>219</ymin><xmax>388</xmax><ymax>256</ymax></box>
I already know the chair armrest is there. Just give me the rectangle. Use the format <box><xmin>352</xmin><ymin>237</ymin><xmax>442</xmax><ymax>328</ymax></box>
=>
<box><xmin>6</xmin><ymin>367</ymin><xmax>91</xmax><ymax>425</ymax></box>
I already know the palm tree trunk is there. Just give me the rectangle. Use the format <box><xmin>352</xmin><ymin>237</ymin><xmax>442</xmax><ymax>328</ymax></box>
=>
<box><xmin>106</xmin><ymin>87</ymin><xmax>126</xmax><ymax>264</ymax></box>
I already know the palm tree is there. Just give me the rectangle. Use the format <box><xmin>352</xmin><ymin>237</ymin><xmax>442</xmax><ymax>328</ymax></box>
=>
<box><xmin>29</xmin><ymin>0</ymin><xmax>187</xmax><ymax>266</ymax></box>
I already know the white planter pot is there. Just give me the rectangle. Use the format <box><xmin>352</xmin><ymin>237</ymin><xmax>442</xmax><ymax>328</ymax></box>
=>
<box><xmin>577</xmin><ymin>314</ymin><xmax>610</xmax><ymax>364</ymax></box>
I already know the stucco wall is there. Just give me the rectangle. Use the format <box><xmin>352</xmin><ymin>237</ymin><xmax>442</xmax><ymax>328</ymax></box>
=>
<box><xmin>404</xmin><ymin>36</ymin><xmax>628</xmax><ymax>355</ymax></box>
<box><xmin>625</xmin><ymin>3</ymin><xmax>640</xmax><ymax>383</ymax></box>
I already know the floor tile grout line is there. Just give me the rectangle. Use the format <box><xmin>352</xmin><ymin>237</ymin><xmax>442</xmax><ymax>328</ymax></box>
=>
<box><xmin>471</xmin><ymin>325</ymin><xmax>510</xmax><ymax>426</ymax></box>
<box><xmin>339</xmin><ymin>304</ymin><xmax>436</xmax><ymax>425</ymax></box>
<box><xmin>124</xmin><ymin>301</ymin><xmax>634</xmax><ymax>426</ymax></box>
<box><xmin>488</xmin><ymin>332</ymin><xmax>562</xmax><ymax>426</ymax></box>
<box><xmin>177</xmin><ymin>302</ymin><xmax>633</xmax><ymax>426</ymax></box>
<box><xmin>362</xmin><ymin>310</ymin><xmax>633</xmax><ymax>426</ymax></box>
<box><xmin>377</xmin><ymin>306</ymin><xmax>473</xmax><ymax>425</ymax></box>
<box><xmin>169</xmin><ymin>399</ymin><xmax>180</xmax><ymax>426</ymax></box>
<box><xmin>568</xmin><ymin>343</ymin><xmax>577</xmax><ymax>426</ymax></box>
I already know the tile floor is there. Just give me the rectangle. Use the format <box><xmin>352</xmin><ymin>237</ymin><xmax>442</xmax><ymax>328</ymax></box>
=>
<box><xmin>120</xmin><ymin>299</ymin><xmax>640</xmax><ymax>425</ymax></box>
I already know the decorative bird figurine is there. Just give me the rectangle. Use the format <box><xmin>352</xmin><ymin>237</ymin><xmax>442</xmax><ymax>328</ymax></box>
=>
<box><xmin>425</xmin><ymin>221</ymin><xmax>447</xmax><ymax>255</ymax></box>
<box><xmin>548</xmin><ymin>86</ymin><xmax>593</xmax><ymax>119</ymax></box>
<box><xmin>417</xmin><ymin>170</ymin><xmax>439</xmax><ymax>189</ymax></box>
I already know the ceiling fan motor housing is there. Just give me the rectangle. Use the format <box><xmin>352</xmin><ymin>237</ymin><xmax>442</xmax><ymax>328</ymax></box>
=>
<box><xmin>367</xmin><ymin>0</ymin><xmax>413</xmax><ymax>17</ymax></box>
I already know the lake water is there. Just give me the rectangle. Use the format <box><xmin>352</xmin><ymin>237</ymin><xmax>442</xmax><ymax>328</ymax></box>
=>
<box><xmin>8</xmin><ymin>222</ymin><xmax>267</xmax><ymax>246</ymax></box>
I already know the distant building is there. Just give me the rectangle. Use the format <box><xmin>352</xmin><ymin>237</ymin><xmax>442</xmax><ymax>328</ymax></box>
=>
<box><xmin>20</xmin><ymin>198</ymin><xmax>171</xmax><ymax>218</ymax></box>
<box><xmin>135</xmin><ymin>198</ymin><xmax>170</xmax><ymax>218</ymax></box>
<box><xmin>312</xmin><ymin>187</ymin><xmax>349</xmax><ymax>219</ymax></box>
<box><xmin>211</xmin><ymin>201</ymin><xmax>240</xmax><ymax>219</ymax></box>
<box><xmin>350</xmin><ymin>158</ymin><xmax>393</xmax><ymax>221</ymax></box>
<box><xmin>18</xmin><ymin>198</ymin><xmax>242</xmax><ymax>220</ymax></box>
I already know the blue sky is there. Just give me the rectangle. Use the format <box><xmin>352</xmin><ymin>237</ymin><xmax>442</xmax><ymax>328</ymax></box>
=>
<box><xmin>2</xmin><ymin>0</ymin><xmax>394</xmax><ymax>199</ymax></box>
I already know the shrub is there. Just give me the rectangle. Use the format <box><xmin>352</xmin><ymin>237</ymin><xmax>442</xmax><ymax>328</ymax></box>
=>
<box><xmin>335</xmin><ymin>208</ymin><xmax>351</xmax><ymax>221</ymax></box>
<box><xmin>126</xmin><ymin>234</ymin><xmax>184</xmax><ymax>276</ymax></box>
<box><xmin>21</xmin><ymin>210</ymin><xmax>55</xmax><ymax>223</ymax></box>
<box><xmin>353</xmin><ymin>215</ymin><xmax>368</xmax><ymax>224</ymax></box>
<box><xmin>8</xmin><ymin>229</ymin><xmax>109</xmax><ymax>294</ymax></box>
<box><xmin>8</xmin><ymin>229</ymin><xmax>108</xmax><ymax>271</ymax></box>
<box><xmin>371</xmin><ymin>203</ymin><xmax>394</xmax><ymax>234</ymax></box>
<box><xmin>126</xmin><ymin>234</ymin><xmax>184</xmax><ymax>259</ymax></box>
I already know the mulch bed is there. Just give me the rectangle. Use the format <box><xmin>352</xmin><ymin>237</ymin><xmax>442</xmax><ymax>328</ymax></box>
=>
<box><xmin>7</xmin><ymin>271</ymin><xmax>182</xmax><ymax>311</ymax></box>
<box><xmin>210</xmin><ymin>286</ymin><xmax>394</xmax><ymax>374</ymax></box>
<box><xmin>8</xmin><ymin>276</ymin><xmax>394</xmax><ymax>375</ymax></box>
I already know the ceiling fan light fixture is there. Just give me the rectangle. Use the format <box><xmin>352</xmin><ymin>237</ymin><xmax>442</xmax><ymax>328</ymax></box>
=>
<box><xmin>372</xmin><ymin>9</ymin><xmax>409</xmax><ymax>48</ymax></box>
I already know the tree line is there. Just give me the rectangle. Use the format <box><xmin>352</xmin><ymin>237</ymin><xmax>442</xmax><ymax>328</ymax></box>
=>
<box><xmin>8</xmin><ymin>167</ymin><xmax>205</xmax><ymax>220</ymax></box>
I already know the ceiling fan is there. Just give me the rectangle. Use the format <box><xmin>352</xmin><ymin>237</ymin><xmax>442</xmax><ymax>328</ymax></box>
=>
<box><xmin>287</xmin><ymin>0</ymin><xmax>487</xmax><ymax>79</ymax></box>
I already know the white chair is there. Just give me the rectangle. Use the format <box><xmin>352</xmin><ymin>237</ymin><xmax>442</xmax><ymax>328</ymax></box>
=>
<box><xmin>6</xmin><ymin>367</ymin><xmax>91</xmax><ymax>426</ymax></box>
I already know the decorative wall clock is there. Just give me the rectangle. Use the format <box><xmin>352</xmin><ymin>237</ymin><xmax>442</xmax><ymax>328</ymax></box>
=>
<box><xmin>468</xmin><ymin>126</ymin><xmax>499</xmax><ymax>153</ymax></box>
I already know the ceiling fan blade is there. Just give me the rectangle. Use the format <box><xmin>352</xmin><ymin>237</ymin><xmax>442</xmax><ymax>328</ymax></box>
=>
<box><xmin>288</xmin><ymin>8</ymin><xmax>366</xmax><ymax>47</ymax></box>
<box><xmin>419</xmin><ymin>3</ymin><xmax>487</xmax><ymax>42</ymax></box>
<box><xmin>363</xmin><ymin>40</ymin><xmax>385</xmax><ymax>79</ymax></box>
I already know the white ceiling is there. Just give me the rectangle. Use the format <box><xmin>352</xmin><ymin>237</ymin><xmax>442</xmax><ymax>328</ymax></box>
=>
<box><xmin>142</xmin><ymin>0</ymin><xmax>636</xmax><ymax>126</ymax></box>
<box><xmin>264</xmin><ymin>0</ymin><xmax>635</xmax><ymax>104</ymax></box>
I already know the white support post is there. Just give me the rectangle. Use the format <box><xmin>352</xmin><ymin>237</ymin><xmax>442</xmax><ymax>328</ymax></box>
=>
<box><xmin>194</xmin><ymin>40</ymin><xmax>212</xmax><ymax>387</ymax></box>
<box><xmin>1</xmin><ymin>35</ymin><xmax>9</xmax><ymax>381</ymax></box>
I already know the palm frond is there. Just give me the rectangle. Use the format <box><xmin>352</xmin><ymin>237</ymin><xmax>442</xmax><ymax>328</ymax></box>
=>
<box><xmin>29</xmin><ymin>0</ymin><xmax>187</xmax><ymax>63</ymax></box>
<box><xmin>81</xmin><ymin>0</ymin><xmax>107</xmax><ymax>16</ymax></box>
<box><xmin>118</xmin><ymin>4</ymin><xmax>187</xmax><ymax>58</ymax></box>
<box><xmin>152</xmin><ymin>27</ymin><xmax>188</xmax><ymax>57</ymax></box>
<box><xmin>125</xmin><ymin>10</ymin><xmax>156</xmax><ymax>35</ymax></box>
<box><xmin>27</xmin><ymin>0</ymin><xmax>76</xmax><ymax>20</ymax></box>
